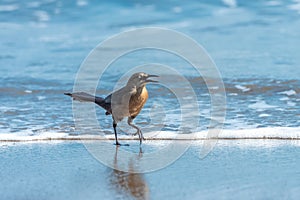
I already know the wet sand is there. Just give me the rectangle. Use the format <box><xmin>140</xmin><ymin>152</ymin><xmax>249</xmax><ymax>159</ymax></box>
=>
<box><xmin>0</xmin><ymin>140</ymin><xmax>299</xmax><ymax>200</ymax></box>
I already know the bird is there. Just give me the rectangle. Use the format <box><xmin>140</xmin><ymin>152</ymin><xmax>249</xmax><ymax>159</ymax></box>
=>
<box><xmin>64</xmin><ymin>72</ymin><xmax>159</xmax><ymax>146</ymax></box>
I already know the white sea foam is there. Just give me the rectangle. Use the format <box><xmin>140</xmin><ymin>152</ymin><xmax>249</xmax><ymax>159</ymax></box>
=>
<box><xmin>34</xmin><ymin>10</ymin><xmax>50</xmax><ymax>22</ymax></box>
<box><xmin>0</xmin><ymin>127</ymin><xmax>299</xmax><ymax>142</ymax></box>
<box><xmin>288</xmin><ymin>0</ymin><xmax>300</xmax><ymax>14</ymax></box>
<box><xmin>266</xmin><ymin>0</ymin><xmax>282</xmax><ymax>6</ymax></box>
<box><xmin>235</xmin><ymin>85</ymin><xmax>251</xmax><ymax>92</ymax></box>
<box><xmin>279</xmin><ymin>90</ymin><xmax>297</xmax><ymax>96</ymax></box>
<box><xmin>37</xmin><ymin>96</ymin><xmax>46</xmax><ymax>100</ymax></box>
<box><xmin>24</xmin><ymin>90</ymin><xmax>32</xmax><ymax>93</ymax></box>
<box><xmin>0</xmin><ymin>106</ymin><xmax>17</xmax><ymax>112</ymax></box>
<box><xmin>26</xmin><ymin>2</ymin><xmax>41</xmax><ymax>8</ymax></box>
<box><xmin>287</xmin><ymin>101</ymin><xmax>296</xmax><ymax>106</ymax></box>
<box><xmin>77</xmin><ymin>0</ymin><xmax>88</xmax><ymax>7</ymax></box>
<box><xmin>209</xmin><ymin>86</ymin><xmax>220</xmax><ymax>90</ymax></box>
<box><xmin>215</xmin><ymin>127</ymin><xmax>300</xmax><ymax>139</ymax></box>
<box><xmin>248</xmin><ymin>100</ymin><xmax>277</xmax><ymax>111</ymax></box>
<box><xmin>279</xmin><ymin>97</ymin><xmax>289</xmax><ymax>101</ymax></box>
<box><xmin>222</xmin><ymin>0</ymin><xmax>237</xmax><ymax>8</ymax></box>
<box><xmin>147</xmin><ymin>127</ymin><xmax>300</xmax><ymax>140</ymax></box>
<box><xmin>0</xmin><ymin>4</ymin><xmax>19</xmax><ymax>12</ymax></box>
<box><xmin>259</xmin><ymin>113</ymin><xmax>271</xmax><ymax>117</ymax></box>
<box><xmin>0</xmin><ymin>131</ymin><xmax>70</xmax><ymax>141</ymax></box>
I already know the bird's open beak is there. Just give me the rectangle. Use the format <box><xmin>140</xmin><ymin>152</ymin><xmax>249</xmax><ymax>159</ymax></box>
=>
<box><xmin>145</xmin><ymin>74</ymin><xmax>159</xmax><ymax>83</ymax></box>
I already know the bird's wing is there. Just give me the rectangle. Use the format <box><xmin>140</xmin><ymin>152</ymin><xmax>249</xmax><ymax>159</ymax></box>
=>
<box><xmin>106</xmin><ymin>86</ymin><xmax>136</xmax><ymax>105</ymax></box>
<box><xmin>105</xmin><ymin>86</ymin><xmax>138</xmax><ymax>121</ymax></box>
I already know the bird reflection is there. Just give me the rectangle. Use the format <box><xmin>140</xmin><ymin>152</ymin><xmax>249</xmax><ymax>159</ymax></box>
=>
<box><xmin>108</xmin><ymin>146</ymin><xmax>149</xmax><ymax>200</ymax></box>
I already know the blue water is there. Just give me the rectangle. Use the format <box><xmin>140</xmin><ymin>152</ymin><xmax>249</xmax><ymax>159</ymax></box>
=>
<box><xmin>0</xmin><ymin>141</ymin><xmax>299</xmax><ymax>200</ymax></box>
<box><xmin>0</xmin><ymin>0</ymin><xmax>299</xmax><ymax>135</ymax></box>
<box><xmin>1</xmin><ymin>1</ymin><xmax>300</xmax><ymax>199</ymax></box>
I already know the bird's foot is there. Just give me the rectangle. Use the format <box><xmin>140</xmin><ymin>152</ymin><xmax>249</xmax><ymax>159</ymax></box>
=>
<box><xmin>114</xmin><ymin>142</ymin><xmax>129</xmax><ymax>146</ymax></box>
<box><xmin>114</xmin><ymin>141</ymin><xmax>121</xmax><ymax>146</ymax></box>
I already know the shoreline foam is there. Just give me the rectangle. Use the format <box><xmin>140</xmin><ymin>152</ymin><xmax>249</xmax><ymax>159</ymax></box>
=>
<box><xmin>0</xmin><ymin>127</ymin><xmax>299</xmax><ymax>142</ymax></box>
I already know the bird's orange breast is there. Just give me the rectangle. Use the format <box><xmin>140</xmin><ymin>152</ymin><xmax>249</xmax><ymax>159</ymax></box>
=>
<box><xmin>129</xmin><ymin>86</ymin><xmax>148</xmax><ymax>118</ymax></box>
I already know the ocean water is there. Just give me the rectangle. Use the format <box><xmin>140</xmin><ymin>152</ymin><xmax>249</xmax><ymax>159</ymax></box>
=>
<box><xmin>1</xmin><ymin>1</ymin><xmax>300</xmax><ymax>199</ymax></box>
<box><xmin>0</xmin><ymin>0</ymin><xmax>299</xmax><ymax>139</ymax></box>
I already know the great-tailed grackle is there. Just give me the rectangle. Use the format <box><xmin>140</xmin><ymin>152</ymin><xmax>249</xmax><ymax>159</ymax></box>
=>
<box><xmin>65</xmin><ymin>72</ymin><xmax>159</xmax><ymax>145</ymax></box>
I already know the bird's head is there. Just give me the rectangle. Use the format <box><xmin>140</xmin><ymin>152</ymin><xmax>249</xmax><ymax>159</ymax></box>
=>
<box><xmin>126</xmin><ymin>72</ymin><xmax>159</xmax><ymax>88</ymax></box>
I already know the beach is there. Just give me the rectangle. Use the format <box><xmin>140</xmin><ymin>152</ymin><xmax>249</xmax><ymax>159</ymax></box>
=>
<box><xmin>1</xmin><ymin>0</ymin><xmax>300</xmax><ymax>199</ymax></box>
<box><xmin>1</xmin><ymin>139</ymin><xmax>299</xmax><ymax>200</ymax></box>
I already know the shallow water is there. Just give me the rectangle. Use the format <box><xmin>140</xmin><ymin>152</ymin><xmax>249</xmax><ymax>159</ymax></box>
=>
<box><xmin>0</xmin><ymin>141</ymin><xmax>299</xmax><ymax>200</ymax></box>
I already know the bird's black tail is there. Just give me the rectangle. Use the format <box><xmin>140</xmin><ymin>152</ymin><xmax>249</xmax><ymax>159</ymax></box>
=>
<box><xmin>64</xmin><ymin>92</ymin><xmax>102</xmax><ymax>102</ymax></box>
<box><xmin>64</xmin><ymin>92</ymin><xmax>110</xmax><ymax>114</ymax></box>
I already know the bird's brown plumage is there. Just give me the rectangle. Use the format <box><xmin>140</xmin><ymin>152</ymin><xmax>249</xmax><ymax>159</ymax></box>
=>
<box><xmin>129</xmin><ymin>86</ymin><xmax>148</xmax><ymax>118</ymax></box>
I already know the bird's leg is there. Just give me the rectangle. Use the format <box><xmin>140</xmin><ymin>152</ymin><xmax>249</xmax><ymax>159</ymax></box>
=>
<box><xmin>113</xmin><ymin>122</ymin><xmax>120</xmax><ymax>146</ymax></box>
<box><xmin>127</xmin><ymin>117</ymin><xmax>140</xmax><ymax>136</ymax></box>
<box><xmin>113</xmin><ymin>121</ymin><xmax>129</xmax><ymax>146</ymax></box>
<box><xmin>127</xmin><ymin>117</ymin><xmax>145</xmax><ymax>145</ymax></box>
